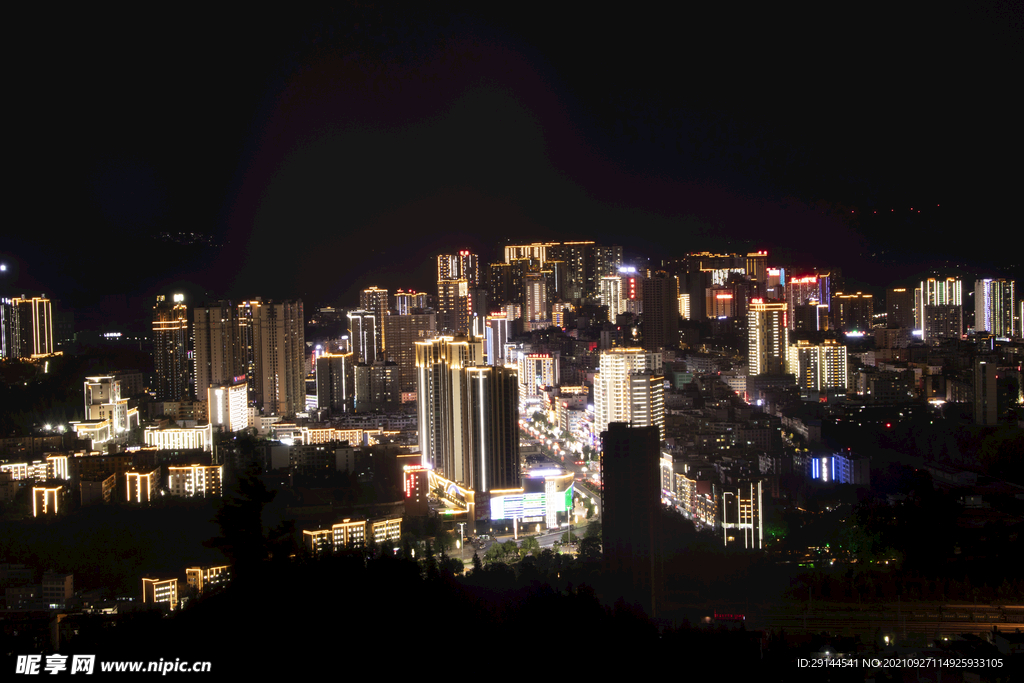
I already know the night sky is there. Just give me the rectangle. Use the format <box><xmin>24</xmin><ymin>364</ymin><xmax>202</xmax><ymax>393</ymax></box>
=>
<box><xmin>6</xmin><ymin>5</ymin><xmax>1021</xmax><ymax>331</ymax></box>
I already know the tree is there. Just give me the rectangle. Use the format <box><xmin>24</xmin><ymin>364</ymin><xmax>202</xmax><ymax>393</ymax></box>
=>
<box><xmin>519</xmin><ymin>536</ymin><xmax>540</xmax><ymax>558</ymax></box>
<box><xmin>560</xmin><ymin>531</ymin><xmax>579</xmax><ymax>544</ymax></box>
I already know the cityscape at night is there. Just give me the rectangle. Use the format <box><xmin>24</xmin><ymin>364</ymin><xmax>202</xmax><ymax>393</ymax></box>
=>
<box><xmin>3</xmin><ymin>5</ymin><xmax>1022</xmax><ymax>679</ymax></box>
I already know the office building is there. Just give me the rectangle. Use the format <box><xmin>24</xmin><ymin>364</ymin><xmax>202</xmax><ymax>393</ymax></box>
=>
<box><xmin>600</xmin><ymin>275</ymin><xmax>624</xmax><ymax>321</ymax></box>
<box><xmin>517</xmin><ymin>353</ymin><xmax>557</xmax><ymax>403</ymax></box>
<box><xmin>415</xmin><ymin>337</ymin><xmax>519</xmax><ymax>493</ymax></box>
<box><xmin>593</xmin><ymin>348</ymin><xmax>664</xmax><ymax>438</ymax></box>
<box><xmin>601</xmin><ymin>423</ymin><xmax>662</xmax><ymax>618</ymax></box>
<box><xmin>347</xmin><ymin>309</ymin><xmax>377</xmax><ymax>365</ymax></box>
<box><xmin>974</xmin><ymin>278</ymin><xmax>1016</xmax><ymax>337</ymax></box>
<box><xmin>747</xmin><ymin>300</ymin><xmax>788</xmax><ymax>376</ymax></box>
<box><xmin>153</xmin><ymin>294</ymin><xmax>190</xmax><ymax>400</ymax></box>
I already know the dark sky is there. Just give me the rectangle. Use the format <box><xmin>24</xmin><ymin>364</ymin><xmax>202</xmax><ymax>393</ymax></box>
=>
<box><xmin>5</xmin><ymin>5</ymin><xmax>1021</xmax><ymax>330</ymax></box>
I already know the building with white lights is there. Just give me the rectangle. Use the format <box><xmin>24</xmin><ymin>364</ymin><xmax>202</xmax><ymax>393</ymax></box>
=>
<box><xmin>208</xmin><ymin>381</ymin><xmax>248</xmax><ymax>433</ymax></box>
<box><xmin>974</xmin><ymin>278</ymin><xmax>1016</xmax><ymax>337</ymax></box>
<box><xmin>593</xmin><ymin>348</ymin><xmax>664</xmax><ymax>438</ymax></box>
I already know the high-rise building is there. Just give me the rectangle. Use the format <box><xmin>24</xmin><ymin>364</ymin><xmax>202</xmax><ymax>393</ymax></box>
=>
<box><xmin>747</xmin><ymin>300</ymin><xmax>788</xmax><ymax>376</ymax></box>
<box><xmin>916</xmin><ymin>277</ymin><xmax>961</xmax><ymax>330</ymax></box>
<box><xmin>415</xmin><ymin>337</ymin><xmax>519</xmax><ymax>493</ymax></box>
<box><xmin>974</xmin><ymin>278</ymin><xmax>1016</xmax><ymax>337</ymax></box>
<box><xmin>831</xmin><ymin>292</ymin><xmax>874</xmax><ymax>333</ymax></box>
<box><xmin>360</xmin><ymin>286</ymin><xmax>389</xmax><ymax>360</ymax></box>
<box><xmin>593</xmin><ymin>348</ymin><xmax>664</xmax><ymax>438</ymax></box>
<box><xmin>485</xmin><ymin>313</ymin><xmax>510</xmax><ymax>366</ymax></box>
<box><xmin>254</xmin><ymin>300</ymin><xmax>305</xmax><ymax>416</ymax></box>
<box><xmin>437</xmin><ymin>279</ymin><xmax>469</xmax><ymax>335</ymax></box>
<box><xmin>316</xmin><ymin>352</ymin><xmax>355</xmax><ymax>414</ymax></box>
<box><xmin>193</xmin><ymin>301</ymin><xmax>245</xmax><ymax>403</ymax></box>
<box><xmin>393</xmin><ymin>290</ymin><xmax>428</xmax><ymax>315</ymax></box>
<box><xmin>974</xmin><ymin>356</ymin><xmax>998</xmax><ymax>425</ymax></box>
<box><xmin>642</xmin><ymin>272</ymin><xmax>679</xmax><ymax>352</ymax></box>
<box><xmin>600</xmin><ymin>275</ymin><xmax>624</xmax><ymax>322</ymax></box>
<box><xmin>517</xmin><ymin>353</ymin><xmax>557</xmax><ymax>404</ymax></box>
<box><xmin>923</xmin><ymin>304</ymin><xmax>962</xmax><ymax>341</ymax></box>
<box><xmin>347</xmin><ymin>310</ymin><xmax>377</xmax><ymax>364</ymax></box>
<box><xmin>786</xmin><ymin>338</ymin><xmax>848</xmax><ymax>392</ymax></box>
<box><xmin>208</xmin><ymin>381</ymin><xmax>248</xmax><ymax>433</ymax></box>
<box><xmin>887</xmin><ymin>287</ymin><xmax>916</xmax><ymax>329</ymax></box>
<box><xmin>786</xmin><ymin>276</ymin><xmax>820</xmax><ymax>330</ymax></box>
<box><xmin>601</xmin><ymin>423</ymin><xmax>662</xmax><ymax>618</ymax></box>
<box><xmin>9</xmin><ymin>295</ymin><xmax>54</xmax><ymax>358</ymax></box>
<box><xmin>523</xmin><ymin>271</ymin><xmax>549</xmax><ymax>328</ymax></box>
<box><xmin>152</xmin><ymin>294</ymin><xmax>190</xmax><ymax>400</ymax></box>
<box><xmin>382</xmin><ymin>312</ymin><xmax>436</xmax><ymax>394</ymax></box>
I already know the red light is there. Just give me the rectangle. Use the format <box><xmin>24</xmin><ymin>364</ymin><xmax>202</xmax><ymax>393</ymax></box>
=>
<box><xmin>886</xmin><ymin>423</ymin><xmax>891</xmax><ymax>428</ymax></box>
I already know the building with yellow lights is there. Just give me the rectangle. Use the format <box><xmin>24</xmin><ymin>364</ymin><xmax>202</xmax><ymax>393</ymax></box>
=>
<box><xmin>142</xmin><ymin>577</ymin><xmax>178</xmax><ymax>611</ymax></box>
<box><xmin>302</xmin><ymin>517</ymin><xmax>402</xmax><ymax>554</ymax></box>
<box><xmin>167</xmin><ymin>465</ymin><xmax>222</xmax><ymax>498</ymax></box>
<box><xmin>126</xmin><ymin>467</ymin><xmax>160</xmax><ymax>503</ymax></box>
<box><xmin>786</xmin><ymin>338</ymin><xmax>848</xmax><ymax>393</ymax></box>
<box><xmin>186</xmin><ymin>565</ymin><xmax>230</xmax><ymax>593</ymax></box>
<box><xmin>748</xmin><ymin>300</ymin><xmax>788</xmax><ymax>376</ymax></box>
<box><xmin>32</xmin><ymin>485</ymin><xmax>63</xmax><ymax>517</ymax></box>
<box><xmin>143</xmin><ymin>423</ymin><xmax>214</xmax><ymax>452</ymax></box>
<box><xmin>153</xmin><ymin>294</ymin><xmax>191</xmax><ymax>401</ymax></box>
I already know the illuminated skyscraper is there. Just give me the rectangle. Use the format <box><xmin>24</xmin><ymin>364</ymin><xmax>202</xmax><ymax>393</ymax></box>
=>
<box><xmin>600</xmin><ymin>275</ymin><xmax>623</xmax><ymax>321</ymax></box>
<box><xmin>747</xmin><ymin>300</ymin><xmax>788</xmax><ymax>376</ymax></box>
<box><xmin>360</xmin><ymin>286</ymin><xmax>389</xmax><ymax>360</ymax></box>
<box><xmin>347</xmin><ymin>310</ymin><xmax>377</xmax><ymax>364</ymax></box>
<box><xmin>786</xmin><ymin>338</ymin><xmax>847</xmax><ymax>392</ymax></box>
<box><xmin>593</xmin><ymin>348</ymin><xmax>664</xmax><ymax>438</ymax></box>
<box><xmin>10</xmin><ymin>295</ymin><xmax>54</xmax><ymax>358</ymax></box>
<box><xmin>415</xmin><ymin>337</ymin><xmax>519</xmax><ymax>492</ymax></box>
<box><xmin>974</xmin><ymin>278</ymin><xmax>1016</xmax><ymax>337</ymax></box>
<box><xmin>153</xmin><ymin>294</ymin><xmax>190</xmax><ymax>401</ymax></box>
<box><xmin>316</xmin><ymin>352</ymin><xmax>355</xmax><ymax>413</ymax></box>
<box><xmin>437</xmin><ymin>279</ymin><xmax>469</xmax><ymax>335</ymax></box>
<box><xmin>916</xmin><ymin>277</ymin><xmax>961</xmax><ymax>330</ymax></box>
<box><xmin>523</xmin><ymin>272</ymin><xmax>549</xmax><ymax>328</ymax></box>
<box><xmin>831</xmin><ymin>292</ymin><xmax>874</xmax><ymax>333</ymax></box>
